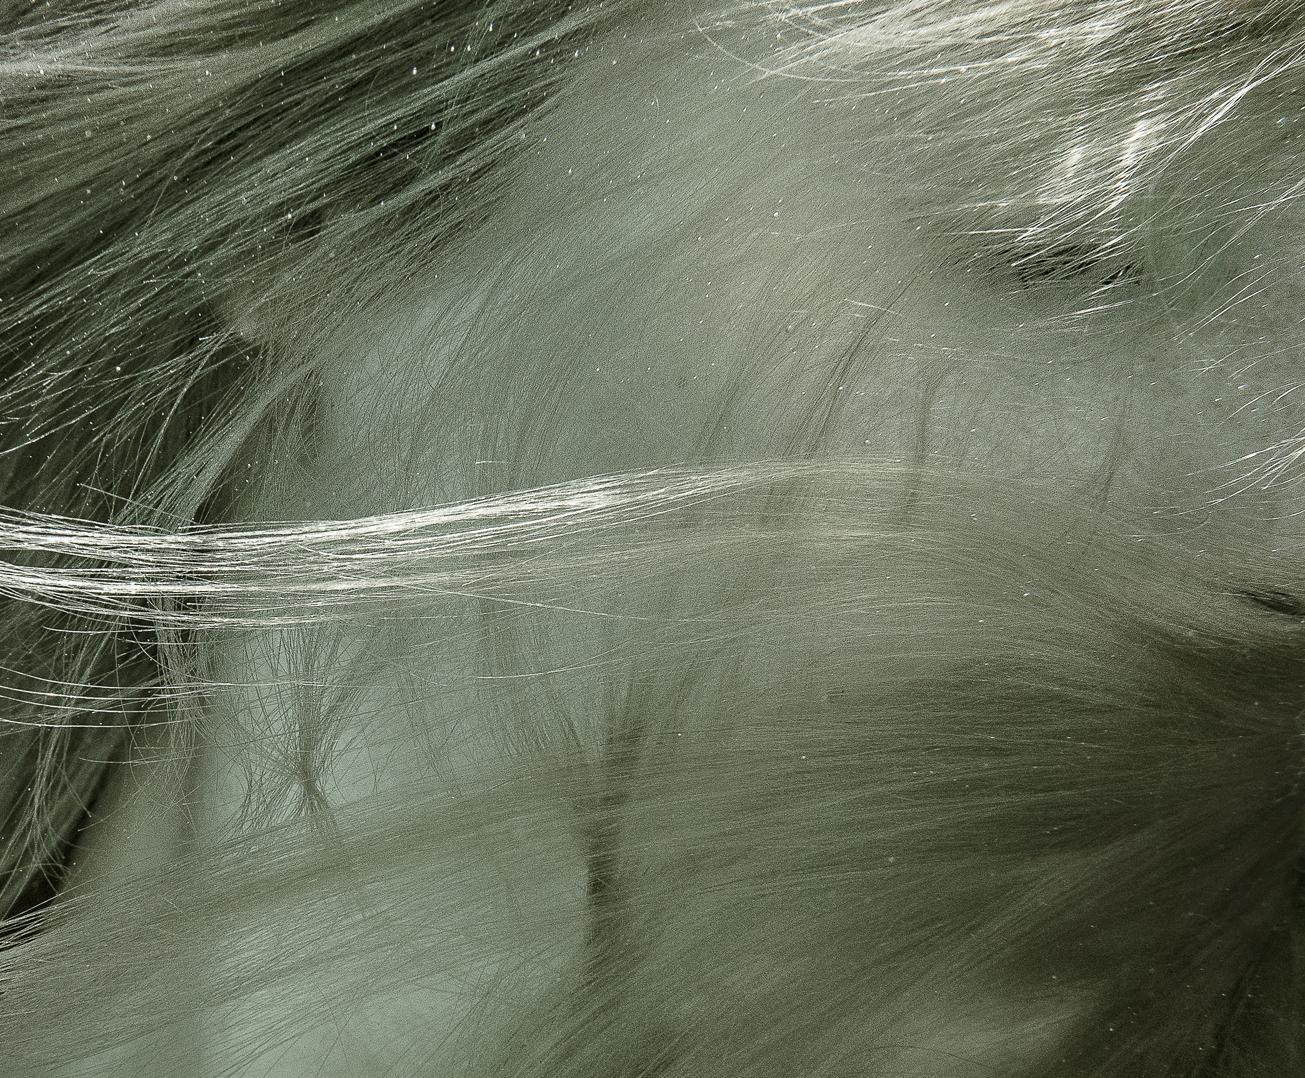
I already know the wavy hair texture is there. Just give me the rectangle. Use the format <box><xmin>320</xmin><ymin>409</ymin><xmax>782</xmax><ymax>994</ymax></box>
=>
<box><xmin>3</xmin><ymin>1</ymin><xmax>1305</xmax><ymax>1076</ymax></box>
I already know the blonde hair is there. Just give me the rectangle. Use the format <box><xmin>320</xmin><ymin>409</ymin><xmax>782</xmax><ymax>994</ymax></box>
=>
<box><xmin>2</xmin><ymin>2</ymin><xmax>1305</xmax><ymax>1075</ymax></box>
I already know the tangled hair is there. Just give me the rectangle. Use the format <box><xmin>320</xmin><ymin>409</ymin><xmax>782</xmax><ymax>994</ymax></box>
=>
<box><xmin>3</xmin><ymin>1</ymin><xmax>1305</xmax><ymax>1075</ymax></box>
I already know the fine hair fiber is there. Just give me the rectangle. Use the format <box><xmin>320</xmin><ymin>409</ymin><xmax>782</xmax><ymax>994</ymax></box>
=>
<box><xmin>3</xmin><ymin>1</ymin><xmax>1305</xmax><ymax>1075</ymax></box>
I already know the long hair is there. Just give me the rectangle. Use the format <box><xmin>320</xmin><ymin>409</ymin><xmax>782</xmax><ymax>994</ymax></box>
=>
<box><xmin>3</xmin><ymin>2</ymin><xmax>1305</xmax><ymax>1075</ymax></box>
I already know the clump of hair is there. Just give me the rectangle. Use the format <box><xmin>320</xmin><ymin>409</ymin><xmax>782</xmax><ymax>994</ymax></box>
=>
<box><xmin>1</xmin><ymin>3</ymin><xmax>1305</xmax><ymax>1078</ymax></box>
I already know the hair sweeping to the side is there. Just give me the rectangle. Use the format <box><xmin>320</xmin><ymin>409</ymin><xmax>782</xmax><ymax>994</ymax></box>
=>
<box><xmin>4</xmin><ymin>1</ymin><xmax>1305</xmax><ymax>1075</ymax></box>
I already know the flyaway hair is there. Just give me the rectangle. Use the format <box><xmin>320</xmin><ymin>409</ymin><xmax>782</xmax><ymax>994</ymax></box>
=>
<box><xmin>2</xmin><ymin>2</ymin><xmax>1305</xmax><ymax>1076</ymax></box>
